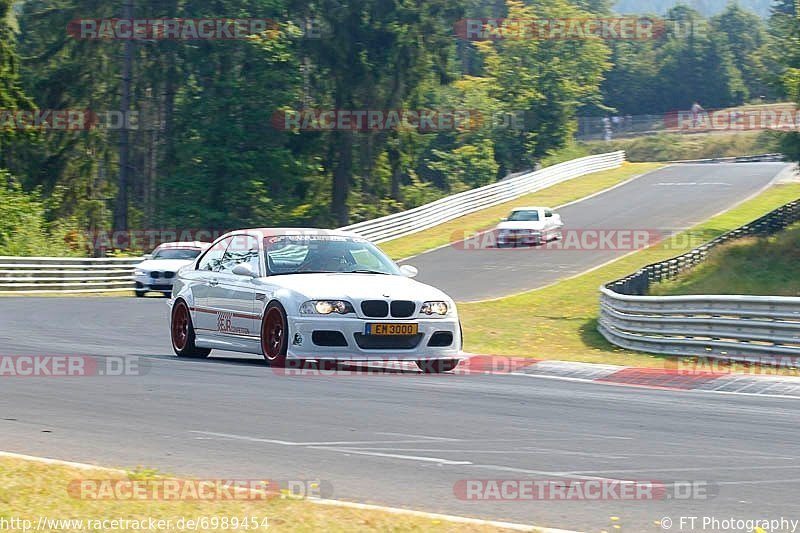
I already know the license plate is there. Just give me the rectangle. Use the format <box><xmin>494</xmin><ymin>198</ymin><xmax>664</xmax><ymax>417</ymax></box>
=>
<box><xmin>365</xmin><ymin>323</ymin><xmax>419</xmax><ymax>336</ymax></box>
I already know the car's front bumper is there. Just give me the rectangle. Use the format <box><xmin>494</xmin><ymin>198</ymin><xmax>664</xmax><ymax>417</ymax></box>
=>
<box><xmin>286</xmin><ymin>315</ymin><xmax>462</xmax><ymax>361</ymax></box>
<box><xmin>497</xmin><ymin>231</ymin><xmax>541</xmax><ymax>245</ymax></box>
<box><xmin>134</xmin><ymin>273</ymin><xmax>175</xmax><ymax>293</ymax></box>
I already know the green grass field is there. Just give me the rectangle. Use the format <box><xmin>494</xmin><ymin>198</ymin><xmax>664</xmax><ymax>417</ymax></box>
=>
<box><xmin>378</xmin><ymin>162</ymin><xmax>664</xmax><ymax>260</ymax></box>
<box><xmin>458</xmin><ymin>183</ymin><xmax>800</xmax><ymax>367</ymax></box>
<box><xmin>581</xmin><ymin>131</ymin><xmax>781</xmax><ymax>162</ymax></box>
<box><xmin>0</xmin><ymin>457</ymin><xmax>518</xmax><ymax>533</ymax></box>
<box><xmin>650</xmin><ymin>222</ymin><xmax>800</xmax><ymax>297</ymax></box>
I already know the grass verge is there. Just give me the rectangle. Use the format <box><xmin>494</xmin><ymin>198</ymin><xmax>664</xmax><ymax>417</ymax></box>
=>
<box><xmin>459</xmin><ymin>183</ymin><xmax>800</xmax><ymax>368</ymax></box>
<box><xmin>650</xmin><ymin>222</ymin><xmax>800</xmax><ymax>296</ymax></box>
<box><xmin>379</xmin><ymin>162</ymin><xmax>664</xmax><ymax>260</ymax></box>
<box><xmin>580</xmin><ymin>131</ymin><xmax>781</xmax><ymax>162</ymax></box>
<box><xmin>0</xmin><ymin>456</ymin><xmax>521</xmax><ymax>532</ymax></box>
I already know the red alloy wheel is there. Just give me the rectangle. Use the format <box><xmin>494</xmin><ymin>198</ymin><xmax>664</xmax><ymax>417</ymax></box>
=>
<box><xmin>261</xmin><ymin>304</ymin><xmax>288</xmax><ymax>366</ymax></box>
<box><xmin>172</xmin><ymin>301</ymin><xmax>189</xmax><ymax>351</ymax></box>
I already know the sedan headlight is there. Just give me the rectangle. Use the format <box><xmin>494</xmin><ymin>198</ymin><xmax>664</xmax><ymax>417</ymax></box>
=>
<box><xmin>134</xmin><ymin>269</ymin><xmax>147</xmax><ymax>276</ymax></box>
<box><xmin>300</xmin><ymin>300</ymin><xmax>355</xmax><ymax>315</ymax></box>
<box><xmin>420</xmin><ymin>301</ymin><xmax>449</xmax><ymax>316</ymax></box>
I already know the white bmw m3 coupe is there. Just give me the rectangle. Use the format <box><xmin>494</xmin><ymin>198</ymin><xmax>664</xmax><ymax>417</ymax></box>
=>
<box><xmin>168</xmin><ymin>228</ymin><xmax>462</xmax><ymax>372</ymax></box>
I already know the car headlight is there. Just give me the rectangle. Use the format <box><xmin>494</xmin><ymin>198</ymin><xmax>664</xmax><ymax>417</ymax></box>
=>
<box><xmin>420</xmin><ymin>301</ymin><xmax>449</xmax><ymax>316</ymax></box>
<box><xmin>300</xmin><ymin>300</ymin><xmax>355</xmax><ymax>315</ymax></box>
<box><xmin>134</xmin><ymin>269</ymin><xmax>147</xmax><ymax>276</ymax></box>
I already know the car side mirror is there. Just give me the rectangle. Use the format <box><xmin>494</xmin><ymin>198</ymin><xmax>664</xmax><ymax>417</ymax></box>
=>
<box><xmin>501</xmin><ymin>217</ymin><xmax>507</xmax><ymax>221</ymax></box>
<box><xmin>399</xmin><ymin>264</ymin><xmax>418</xmax><ymax>278</ymax></box>
<box><xmin>143</xmin><ymin>254</ymin><xmax>153</xmax><ymax>260</ymax></box>
<box><xmin>232</xmin><ymin>263</ymin><xmax>257</xmax><ymax>277</ymax></box>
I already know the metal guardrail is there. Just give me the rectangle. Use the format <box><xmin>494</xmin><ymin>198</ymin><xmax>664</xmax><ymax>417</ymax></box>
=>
<box><xmin>0</xmin><ymin>257</ymin><xmax>143</xmax><ymax>294</ymax></box>
<box><xmin>598</xmin><ymin>199</ymin><xmax>800</xmax><ymax>360</ymax></box>
<box><xmin>340</xmin><ymin>151</ymin><xmax>626</xmax><ymax>243</ymax></box>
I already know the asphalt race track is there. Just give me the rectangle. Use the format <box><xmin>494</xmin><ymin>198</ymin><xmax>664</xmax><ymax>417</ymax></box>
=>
<box><xmin>1</xmin><ymin>162</ymin><xmax>799</xmax><ymax>532</ymax></box>
<box><xmin>1</xmin><ymin>314</ymin><xmax>799</xmax><ymax>532</ymax></box>
<box><xmin>407</xmin><ymin>162</ymin><xmax>792</xmax><ymax>301</ymax></box>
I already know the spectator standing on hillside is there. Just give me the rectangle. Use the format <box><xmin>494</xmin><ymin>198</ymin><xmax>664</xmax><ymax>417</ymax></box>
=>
<box><xmin>602</xmin><ymin>116</ymin><xmax>612</xmax><ymax>141</ymax></box>
<box><xmin>691</xmin><ymin>101</ymin><xmax>704</xmax><ymax>128</ymax></box>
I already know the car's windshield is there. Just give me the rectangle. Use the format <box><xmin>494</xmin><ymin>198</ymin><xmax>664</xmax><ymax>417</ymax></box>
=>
<box><xmin>507</xmin><ymin>210</ymin><xmax>539</xmax><ymax>222</ymax></box>
<box><xmin>152</xmin><ymin>248</ymin><xmax>202</xmax><ymax>260</ymax></box>
<box><xmin>264</xmin><ymin>236</ymin><xmax>400</xmax><ymax>276</ymax></box>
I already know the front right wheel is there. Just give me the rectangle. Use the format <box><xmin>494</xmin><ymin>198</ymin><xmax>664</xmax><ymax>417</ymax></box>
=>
<box><xmin>261</xmin><ymin>302</ymin><xmax>289</xmax><ymax>367</ymax></box>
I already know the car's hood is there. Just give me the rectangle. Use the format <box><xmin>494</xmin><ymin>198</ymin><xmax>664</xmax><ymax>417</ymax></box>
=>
<box><xmin>496</xmin><ymin>220</ymin><xmax>546</xmax><ymax>230</ymax></box>
<box><xmin>263</xmin><ymin>273</ymin><xmax>452</xmax><ymax>302</ymax></box>
<box><xmin>135</xmin><ymin>258</ymin><xmax>195</xmax><ymax>271</ymax></box>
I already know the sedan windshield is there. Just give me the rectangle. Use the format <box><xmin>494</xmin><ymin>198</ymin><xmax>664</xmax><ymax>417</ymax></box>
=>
<box><xmin>507</xmin><ymin>210</ymin><xmax>539</xmax><ymax>222</ymax></box>
<box><xmin>264</xmin><ymin>236</ymin><xmax>401</xmax><ymax>276</ymax></box>
<box><xmin>152</xmin><ymin>248</ymin><xmax>202</xmax><ymax>260</ymax></box>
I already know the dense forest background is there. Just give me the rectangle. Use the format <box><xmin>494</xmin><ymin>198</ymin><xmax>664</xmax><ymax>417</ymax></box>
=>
<box><xmin>0</xmin><ymin>0</ymin><xmax>798</xmax><ymax>255</ymax></box>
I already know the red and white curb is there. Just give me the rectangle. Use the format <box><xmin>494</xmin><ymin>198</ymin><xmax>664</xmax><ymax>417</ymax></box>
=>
<box><xmin>508</xmin><ymin>360</ymin><xmax>800</xmax><ymax>398</ymax></box>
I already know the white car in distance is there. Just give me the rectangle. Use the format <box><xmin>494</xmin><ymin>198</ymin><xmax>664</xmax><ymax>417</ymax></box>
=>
<box><xmin>168</xmin><ymin>228</ymin><xmax>462</xmax><ymax>372</ymax></box>
<box><xmin>495</xmin><ymin>206</ymin><xmax>563</xmax><ymax>247</ymax></box>
<box><xmin>134</xmin><ymin>241</ymin><xmax>210</xmax><ymax>297</ymax></box>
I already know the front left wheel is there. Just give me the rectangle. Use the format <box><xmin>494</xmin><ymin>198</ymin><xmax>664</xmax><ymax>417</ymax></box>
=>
<box><xmin>171</xmin><ymin>300</ymin><xmax>211</xmax><ymax>358</ymax></box>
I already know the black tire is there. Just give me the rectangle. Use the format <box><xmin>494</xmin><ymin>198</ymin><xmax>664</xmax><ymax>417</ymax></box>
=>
<box><xmin>135</xmin><ymin>290</ymin><xmax>146</xmax><ymax>298</ymax></box>
<box><xmin>261</xmin><ymin>301</ymin><xmax>289</xmax><ymax>367</ymax></box>
<box><xmin>416</xmin><ymin>358</ymin><xmax>460</xmax><ymax>373</ymax></box>
<box><xmin>171</xmin><ymin>299</ymin><xmax>211</xmax><ymax>358</ymax></box>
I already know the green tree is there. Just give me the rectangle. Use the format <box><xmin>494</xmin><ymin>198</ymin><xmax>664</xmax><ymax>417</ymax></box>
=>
<box><xmin>477</xmin><ymin>0</ymin><xmax>611</xmax><ymax>172</ymax></box>
<box><xmin>774</xmin><ymin>0</ymin><xmax>800</xmax><ymax>161</ymax></box>
<box><xmin>656</xmin><ymin>5</ymin><xmax>747</xmax><ymax>110</ymax></box>
<box><xmin>601</xmin><ymin>38</ymin><xmax>660</xmax><ymax>114</ymax></box>
<box><xmin>296</xmin><ymin>0</ymin><xmax>463</xmax><ymax>224</ymax></box>
<box><xmin>712</xmin><ymin>4</ymin><xmax>768</xmax><ymax>99</ymax></box>
<box><xmin>0</xmin><ymin>0</ymin><xmax>32</xmax><ymax>169</ymax></box>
